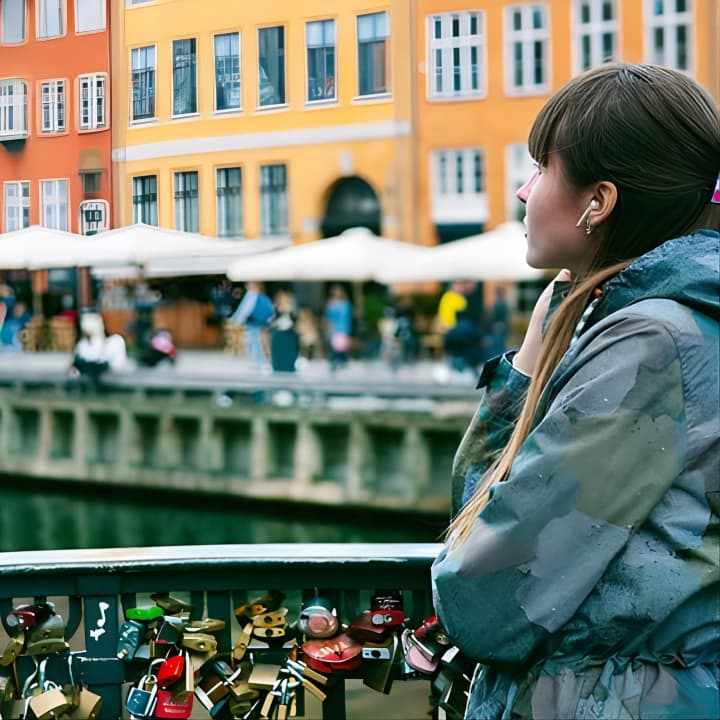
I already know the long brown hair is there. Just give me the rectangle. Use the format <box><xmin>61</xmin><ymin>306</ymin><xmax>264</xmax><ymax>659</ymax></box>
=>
<box><xmin>448</xmin><ymin>63</ymin><xmax>720</xmax><ymax>547</ymax></box>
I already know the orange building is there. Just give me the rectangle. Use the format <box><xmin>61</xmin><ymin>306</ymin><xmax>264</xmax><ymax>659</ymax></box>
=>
<box><xmin>414</xmin><ymin>0</ymin><xmax>719</xmax><ymax>251</ymax></box>
<box><xmin>0</xmin><ymin>0</ymin><xmax>112</xmax><ymax>239</ymax></box>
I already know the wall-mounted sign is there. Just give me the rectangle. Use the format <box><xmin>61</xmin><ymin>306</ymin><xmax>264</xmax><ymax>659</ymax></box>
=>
<box><xmin>79</xmin><ymin>200</ymin><xmax>109</xmax><ymax>235</ymax></box>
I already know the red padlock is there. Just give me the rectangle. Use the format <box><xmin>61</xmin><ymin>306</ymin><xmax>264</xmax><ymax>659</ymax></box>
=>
<box><xmin>302</xmin><ymin>633</ymin><xmax>363</xmax><ymax>674</ymax></box>
<box><xmin>157</xmin><ymin>654</ymin><xmax>185</xmax><ymax>689</ymax></box>
<box><xmin>154</xmin><ymin>689</ymin><xmax>193</xmax><ymax>719</ymax></box>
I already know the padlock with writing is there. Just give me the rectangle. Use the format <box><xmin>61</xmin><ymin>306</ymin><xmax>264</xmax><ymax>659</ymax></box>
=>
<box><xmin>126</xmin><ymin>671</ymin><xmax>159</xmax><ymax>718</ymax></box>
<box><xmin>117</xmin><ymin>619</ymin><xmax>146</xmax><ymax>660</ymax></box>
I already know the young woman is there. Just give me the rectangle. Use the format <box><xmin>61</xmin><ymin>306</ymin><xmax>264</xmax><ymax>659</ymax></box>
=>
<box><xmin>431</xmin><ymin>63</ymin><xmax>719</xmax><ymax>720</ymax></box>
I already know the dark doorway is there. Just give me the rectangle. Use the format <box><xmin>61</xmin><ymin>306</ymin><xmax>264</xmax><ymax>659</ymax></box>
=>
<box><xmin>321</xmin><ymin>176</ymin><xmax>381</xmax><ymax>237</ymax></box>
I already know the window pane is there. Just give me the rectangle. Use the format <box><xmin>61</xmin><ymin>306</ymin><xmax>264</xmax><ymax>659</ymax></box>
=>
<box><xmin>133</xmin><ymin>175</ymin><xmax>158</xmax><ymax>226</ymax></box>
<box><xmin>173</xmin><ymin>38</ymin><xmax>197</xmax><ymax>115</ymax></box>
<box><xmin>602</xmin><ymin>1</ymin><xmax>614</xmax><ymax>20</ymax></box>
<box><xmin>1</xmin><ymin>0</ymin><xmax>25</xmax><ymax>43</ymax></box>
<box><xmin>602</xmin><ymin>32</ymin><xmax>614</xmax><ymax>61</ymax></box>
<box><xmin>358</xmin><ymin>14</ymin><xmax>388</xmax><ymax>96</ymax></box>
<box><xmin>676</xmin><ymin>25</ymin><xmax>687</xmax><ymax>69</ymax></box>
<box><xmin>469</xmin><ymin>13</ymin><xmax>478</xmax><ymax>35</ymax></box>
<box><xmin>259</xmin><ymin>26</ymin><xmax>285</xmax><ymax>105</ymax></box>
<box><xmin>76</xmin><ymin>0</ymin><xmax>104</xmax><ymax>32</ymax></box>
<box><xmin>580</xmin><ymin>2</ymin><xmax>590</xmax><ymax>23</ymax></box>
<box><xmin>307</xmin><ymin>20</ymin><xmax>335</xmax><ymax>100</ymax></box>
<box><xmin>132</xmin><ymin>46</ymin><xmax>155</xmax><ymax>120</ymax></box>
<box><xmin>260</xmin><ymin>164</ymin><xmax>287</xmax><ymax>235</ymax></box>
<box><xmin>39</xmin><ymin>0</ymin><xmax>62</xmax><ymax>37</ymax></box>
<box><xmin>452</xmin><ymin>17</ymin><xmax>459</xmax><ymax>37</ymax></box>
<box><xmin>174</xmin><ymin>171</ymin><xmax>199</xmax><ymax>232</ymax></box>
<box><xmin>215</xmin><ymin>32</ymin><xmax>240</xmax><ymax>111</ymax></box>
<box><xmin>216</xmin><ymin>167</ymin><xmax>242</xmax><ymax>237</ymax></box>
<box><xmin>433</xmin><ymin>17</ymin><xmax>442</xmax><ymax>39</ymax></box>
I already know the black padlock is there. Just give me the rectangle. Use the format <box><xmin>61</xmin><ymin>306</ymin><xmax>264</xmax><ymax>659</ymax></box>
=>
<box><xmin>6</xmin><ymin>603</ymin><xmax>55</xmax><ymax>633</ymax></box>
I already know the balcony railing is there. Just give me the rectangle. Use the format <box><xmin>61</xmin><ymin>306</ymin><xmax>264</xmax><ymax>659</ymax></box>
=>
<box><xmin>0</xmin><ymin>543</ymin><xmax>442</xmax><ymax>719</ymax></box>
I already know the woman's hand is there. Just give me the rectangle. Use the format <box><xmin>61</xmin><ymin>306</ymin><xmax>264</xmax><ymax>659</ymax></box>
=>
<box><xmin>513</xmin><ymin>269</ymin><xmax>572</xmax><ymax>376</ymax></box>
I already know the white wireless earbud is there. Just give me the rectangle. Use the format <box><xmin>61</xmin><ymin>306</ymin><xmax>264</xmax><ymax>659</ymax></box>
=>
<box><xmin>576</xmin><ymin>200</ymin><xmax>599</xmax><ymax>228</ymax></box>
<box><xmin>590</xmin><ymin>199</ymin><xmax>599</xmax><ymax>209</ymax></box>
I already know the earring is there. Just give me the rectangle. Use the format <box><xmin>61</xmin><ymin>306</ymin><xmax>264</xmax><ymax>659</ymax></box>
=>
<box><xmin>576</xmin><ymin>200</ymin><xmax>599</xmax><ymax>235</ymax></box>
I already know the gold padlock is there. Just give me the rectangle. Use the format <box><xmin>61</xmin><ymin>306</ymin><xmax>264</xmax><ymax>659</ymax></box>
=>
<box><xmin>67</xmin><ymin>687</ymin><xmax>103</xmax><ymax>719</ymax></box>
<box><xmin>29</xmin><ymin>685</ymin><xmax>71</xmax><ymax>720</ymax></box>
<box><xmin>0</xmin><ymin>635</ymin><xmax>25</xmax><ymax>666</ymax></box>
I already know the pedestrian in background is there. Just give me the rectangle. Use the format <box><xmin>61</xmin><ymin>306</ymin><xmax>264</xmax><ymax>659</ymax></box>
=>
<box><xmin>269</xmin><ymin>290</ymin><xmax>299</xmax><ymax>373</ymax></box>
<box><xmin>229</xmin><ymin>281</ymin><xmax>274</xmax><ymax>370</ymax></box>
<box><xmin>432</xmin><ymin>63</ymin><xmax>720</xmax><ymax>720</ymax></box>
<box><xmin>324</xmin><ymin>284</ymin><xmax>352</xmax><ymax>371</ymax></box>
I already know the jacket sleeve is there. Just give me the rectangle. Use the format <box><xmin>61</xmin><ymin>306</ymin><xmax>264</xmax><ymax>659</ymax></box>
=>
<box><xmin>451</xmin><ymin>352</ymin><xmax>531</xmax><ymax>516</ymax></box>
<box><xmin>229</xmin><ymin>291</ymin><xmax>257</xmax><ymax>326</ymax></box>
<box><xmin>432</xmin><ymin>315</ymin><xmax>687</xmax><ymax>668</ymax></box>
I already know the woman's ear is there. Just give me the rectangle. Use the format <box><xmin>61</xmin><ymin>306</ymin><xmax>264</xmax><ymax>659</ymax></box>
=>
<box><xmin>590</xmin><ymin>181</ymin><xmax>618</xmax><ymax>225</ymax></box>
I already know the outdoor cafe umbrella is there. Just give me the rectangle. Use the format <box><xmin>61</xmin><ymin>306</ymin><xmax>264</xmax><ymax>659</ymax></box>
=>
<box><xmin>376</xmin><ymin>222</ymin><xmax>544</xmax><ymax>283</ymax></box>
<box><xmin>0</xmin><ymin>225</ymin><xmax>92</xmax><ymax>270</ymax></box>
<box><xmin>226</xmin><ymin>226</ymin><xmax>429</xmax><ymax>282</ymax></box>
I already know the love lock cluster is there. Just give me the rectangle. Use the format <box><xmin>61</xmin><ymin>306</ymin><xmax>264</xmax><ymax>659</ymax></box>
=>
<box><xmin>0</xmin><ymin>602</ymin><xmax>103</xmax><ymax>719</ymax></box>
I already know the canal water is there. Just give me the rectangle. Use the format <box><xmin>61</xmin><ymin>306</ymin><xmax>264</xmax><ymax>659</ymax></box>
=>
<box><xmin>0</xmin><ymin>476</ymin><xmax>447</xmax><ymax>551</ymax></box>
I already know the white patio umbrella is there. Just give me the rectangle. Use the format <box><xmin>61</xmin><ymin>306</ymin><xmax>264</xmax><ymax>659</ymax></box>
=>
<box><xmin>0</xmin><ymin>226</ymin><xmax>92</xmax><ymax>270</ymax></box>
<box><xmin>376</xmin><ymin>222</ymin><xmax>544</xmax><ymax>283</ymax></box>
<box><xmin>226</xmin><ymin>226</ymin><xmax>429</xmax><ymax>282</ymax></box>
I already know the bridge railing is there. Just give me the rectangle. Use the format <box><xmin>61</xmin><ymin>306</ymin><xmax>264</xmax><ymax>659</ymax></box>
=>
<box><xmin>0</xmin><ymin>543</ymin><xmax>442</xmax><ymax>720</ymax></box>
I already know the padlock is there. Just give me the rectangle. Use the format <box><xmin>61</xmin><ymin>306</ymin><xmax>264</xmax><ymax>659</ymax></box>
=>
<box><xmin>185</xmin><ymin>618</ymin><xmax>225</xmax><ymax>633</ymax></box>
<box><xmin>180</xmin><ymin>633</ymin><xmax>217</xmax><ymax>654</ymax></box>
<box><xmin>298</xmin><ymin>597</ymin><xmax>339</xmax><ymax>639</ymax></box>
<box><xmin>126</xmin><ymin>672</ymin><xmax>159</xmax><ymax>718</ymax></box>
<box><xmin>27</xmin><ymin>614</ymin><xmax>66</xmax><ymax>643</ymax></box>
<box><xmin>125</xmin><ymin>606</ymin><xmax>164</xmax><ymax>622</ymax></box>
<box><xmin>66</xmin><ymin>686</ymin><xmax>103</xmax><ymax>719</ymax></box>
<box><xmin>0</xmin><ymin>633</ymin><xmax>26</xmax><ymax>666</ymax></box>
<box><xmin>150</xmin><ymin>593</ymin><xmax>194</xmax><ymax>616</ymax></box>
<box><xmin>363</xmin><ymin>633</ymin><xmax>400</xmax><ymax>695</ymax></box>
<box><xmin>252</xmin><ymin>626</ymin><xmax>285</xmax><ymax>639</ymax></box>
<box><xmin>155</xmin><ymin>687</ymin><xmax>194</xmax><ymax>719</ymax></box>
<box><xmin>116</xmin><ymin>619</ymin><xmax>146</xmax><ymax>660</ymax></box>
<box><xmin>6</xmin><ymin>603</ymin><xmax>55</xmax><ymax>633</ymax></box>
<box><xmin>28</xmin><ymin>683</ymin><xmax>71</xmax><ymax>720</ymax></box>
<box><xmin>157</xmin><ymin>652</ymin><xmax>185</xmax><ymax>689</ymax></box>
<box><xmin>154</xmin><ymin>617</ymin><xmax>185</xmax><ymax>646</ymax></box>
<box><xmin>251</xmin><ymin>608</ymin><xmax>287</xmax><ymax>628</ymax></box>
<box><xmin>231</xmin><ymin>622</ymin><xmax>254</xmax><ymax>663</ymax></box>
<box><xmin>370</xmin><ymin>591</ymin><xmax>405</xmax><ymax>627</ymax></box>
<box><xmin>24</xmin><ymin>638</ymin><xmax>70</xmax><ymax>656</ymax></box>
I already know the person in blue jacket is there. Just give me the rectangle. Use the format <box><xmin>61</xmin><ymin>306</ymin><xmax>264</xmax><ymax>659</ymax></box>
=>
<box><xmin>432</xmin><ymin>63</ymin><xmax>719</xmax><ymax>720</ymax></box>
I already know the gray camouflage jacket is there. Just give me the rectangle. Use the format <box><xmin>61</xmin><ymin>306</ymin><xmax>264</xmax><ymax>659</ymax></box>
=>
<box><xmin>431</xmin><ymin>229</ymin><xmax>720</xmax><ymax>719</ymax></box>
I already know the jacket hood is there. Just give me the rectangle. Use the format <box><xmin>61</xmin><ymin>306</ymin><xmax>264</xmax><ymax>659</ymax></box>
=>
<box><xmin>587</xmin><ymin>228</ymin><xmax>719</xmax><ymax>330</ymax></box>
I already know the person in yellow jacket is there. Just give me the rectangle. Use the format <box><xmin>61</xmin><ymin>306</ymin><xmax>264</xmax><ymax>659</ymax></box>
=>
<box><xmin>436</xmin><ymin>281</ymin><xmax>468</xmax><ymax>330</ymax></box>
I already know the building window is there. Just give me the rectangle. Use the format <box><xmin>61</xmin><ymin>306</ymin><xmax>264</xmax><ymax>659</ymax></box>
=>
<box><xmin>574</xmin><ymin>0</ymin><xmax>618</xmax><ymax>71</ymax></box>
<box><xmin>132</xmin><ymin>175</ymin><xmax>158</xmax><ymax>225</ymax></box>
<box><xmin>646</xmin><ymin>0</ymin><xmax>692</xmax><ymax>71</ymax></box>
<box><xmin>75</xmin><ymin>0</ymin><xmax>104</xmax><ymax>32</ymax></box>
<box><xmin>505</xmin><ymin>4</ymin><xmax>549</xmax><ymax>94</ymax></box>
<box><xmin>40</xmin><ymin>79</ymin><xmax>65</xmax><ymax>133</ymax></box>
<box><xmin>428</xmin><ymin>11</ymin><xmax>486</xmax><ymax>99</ymax></box>
<box><xmin>173</xmin><ymin>38</ymin><xmax>197</xmax><ymax>116</ymax></box>
<box><xmin>306</xmin><ymin>19</ymin><xmax>336</xmax><ymax>101</ymax></box>
<box><xmin>258</xmin><ymin>26</ymin><xmax>285</xmax><ymax>106</ymax></box>
<box><xmin>131</xmin><ymin>45</ymin><xmax>155</xmax><ymax>121</ymax></box>
<box><xmin>431</xmin><ymin>148</ymin><xmax>487</xmax><ymax>225</ymax></box>
<box><xmin>40</xmin><ymin>179</ymin><xmax>68</xmax><ymax>230</ymax></box>
<box><xmin>216</xmin><ymin>167</ymin><xmax>242</xmax><ymax>238</ymax></box>
<box><xmin>214</xmin><ymin>32</ymin><xmax>240</xmax><ymax>112</ymax></box>
<box><xmin>37</xmin><ymin>0</ymin><xmax>63</xmax><ymax>38</ymax></box>
<box><xmin>81</xmin><ymin>171</ymin><xmax>101</xmax><ymax>194</ymax></box>
<box><xmin>174</xmin><ymin>171</ymin><xmax>199</xmax><ymax>232</ymax></box>
<box><xmin>505</xmin><ymin>143</ymin><xmax>535</xmax><ymax>221</ymax></box>
<box><xmin>260</xmin><ymin>164</ymin><xmax>287</xmax><ymax>236</ymax></box>
<box><xmin>4</xmin><ymin>181</ymin><xmax>30</xmax><ymax>232</ymax></box>
<box><xmin>1</xmin><ymin>0</ymin><xmax>25</xmax><ymax>44</ymax></box>
<box><xmin>79</xmin><ymin>73</ymin><xmax>106</xmax><ymax>130</ymax></box>
<box><xmin>357</xmin><ymin>11</ymin><xmax>389</xmax><ymax>96</ymax></box>
<box><xmin>0</xmin><ymin>79</ymin><xmax>28</xmax><ymax>138</ymax></box>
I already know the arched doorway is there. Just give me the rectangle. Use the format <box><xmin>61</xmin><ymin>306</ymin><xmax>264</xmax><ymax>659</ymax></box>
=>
<box><xmin>320</xmin><ymin>176</ymin><xmax>381</xmax><ymax>237</ymax></box>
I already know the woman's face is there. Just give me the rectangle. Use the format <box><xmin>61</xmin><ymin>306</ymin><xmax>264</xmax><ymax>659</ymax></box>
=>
<box><xmin>516</xmin><ymin>154</ymin><xmax>599</xmax><ymax>273</ymax></box>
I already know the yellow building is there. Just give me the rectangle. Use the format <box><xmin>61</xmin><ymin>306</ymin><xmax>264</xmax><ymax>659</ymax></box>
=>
<box><xmin>414</xmin><ymin>0</ymin><xmax>719</xmax><ymax>250</ymax></box>
<box><xmin>110</xmin><ymin>0</ymin><xmax>415</xmax><ymax>246</ymax></box>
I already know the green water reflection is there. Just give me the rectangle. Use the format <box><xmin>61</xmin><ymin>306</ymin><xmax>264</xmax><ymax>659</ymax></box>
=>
<box><xmin>0</xmin><ymin>478</ymin><xmax>445</xmax><ymax>551</ymax></box>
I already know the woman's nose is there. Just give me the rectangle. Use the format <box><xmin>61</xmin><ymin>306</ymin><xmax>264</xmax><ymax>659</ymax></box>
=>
<box><xmin>516</xmin><ymin>169</ymin><xmax>540</xmax><ymax>203</ymax></box>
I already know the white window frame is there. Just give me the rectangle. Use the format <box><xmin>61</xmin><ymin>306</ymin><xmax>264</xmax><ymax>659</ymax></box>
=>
<box><xmin>1</xmin><ymin>0</ymin><xmax>26</xmax><ymax>44</ymax></box>
<box><xmin>214</xmin><ymin>31</ymin><xmax>241</xmax><ymax>113</ymax></box>
<box><xmin>0</xmin><ymin>78</ymin><xmax>28</xmax><ymax>138</ymax></box>
<box><xmin>78</xmin><ymin>73</ymin><xmax>106</xmax><ymax>130</ymax></box>
<box><xmin>40</xmin><ymin>79</ymin><xmax>65</xmax><ymax>133</ymax></box>
<box><xmin>573</xmin><ymin>0</ymin><xmax>619</xmax><ymax>72</ymax></box>
<box><xmin>504</xmin><ymin>4</ymin><xmax>550</xmax><ymax>96</ymax></box>
<box><xmin>427</xmin><ymin>11</ymin><xmax>487</xmax><ymax>100</ymax></box>
<box><xmin>74</xmin><ymin>0</ymin><xmax>104</xmax><ymax>33</ymax></box>
<box><xmin>216</xmin><ymin>166</ymin><xmax>243</xmax><ymax>238</ymax></box>
<box><xmin>431</xmin><ymin>147</ymin><xmax>487</xmax><ymax>224</ymax></box>
<box><xmin>40</xmin><ymin>178</ymin><xmax>69</xmax><ymax>231</ymax></box>
<box><xmin>130</xmin><ymin>45</ymin><xmax>156</xmax><ymax>122</ymax></box>
<box><xmin>36</xmin><ymin>0</ymin><xmax>65</xmax><ymax>39</ymax></box>
<box><xmin>356</xmin><ymin>11</ymin><xmax>390</xmax><ymax>98</ymax></box>
<box><xmin>644</xmin><ymin>0</ymin><xmax>693</xmax><ymax>72</ymax></box>
<box><xmin>306</xmin><ymin>18</ymin><xmax>337</xmax><ymax>103</ymax></box>
<box><xmin>505</xmin><ymin>143</ymin><xmax>535</xmax><ymax>222</ymax></box>
<box><xmin>3</xmin><ymin>180</ymin><xmax>30</xmax><ymax>232</ymax></box>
